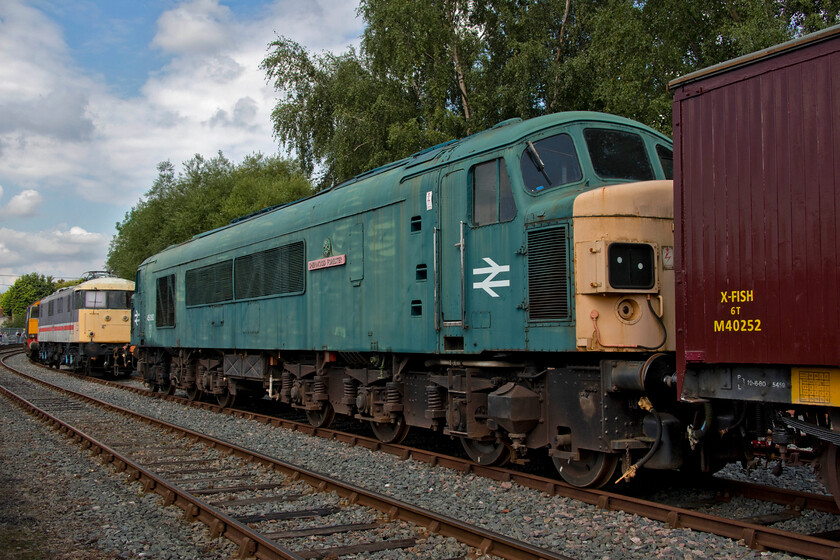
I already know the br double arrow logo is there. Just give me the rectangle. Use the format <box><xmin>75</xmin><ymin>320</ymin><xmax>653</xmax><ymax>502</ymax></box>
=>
<box><xmin>472</xmin><ymin>257</ymin><xmax>510</xmax><ymax>297</ymax></box>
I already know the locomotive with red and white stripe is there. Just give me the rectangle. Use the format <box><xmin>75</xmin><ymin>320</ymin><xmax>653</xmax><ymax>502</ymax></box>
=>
<box><xmin>34</xmin><ymin>273</ymin><xmax>134</xmax><ymax>376</ymax></box>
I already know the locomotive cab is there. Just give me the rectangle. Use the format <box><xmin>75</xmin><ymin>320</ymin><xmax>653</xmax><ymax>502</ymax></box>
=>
<box><xmin>436</xmin><ymin>118</ymin><xmax>682</xmax><ymax>485</ymax></box>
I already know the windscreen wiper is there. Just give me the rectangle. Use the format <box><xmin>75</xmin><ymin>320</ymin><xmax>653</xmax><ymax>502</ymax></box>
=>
<box><xmin>527</xmin><ymin>140</ymin><xmax>552</xmax><ymax>184</ymax></box>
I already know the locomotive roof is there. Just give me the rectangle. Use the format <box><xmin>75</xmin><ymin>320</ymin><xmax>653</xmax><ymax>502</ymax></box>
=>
<box><xmin>40</xmin><ymin>277</ymin><xmax>135</xmax><ymax>303</ymax></box>
<box><xmin>74</xmin><ymin>277</ymin><xmax>135</xmax><ymax>291</ymax></box>
<box><xmin>140</xmin><ymin>111</ymin><xmax>669</xmax><ymax>270</ymax></box>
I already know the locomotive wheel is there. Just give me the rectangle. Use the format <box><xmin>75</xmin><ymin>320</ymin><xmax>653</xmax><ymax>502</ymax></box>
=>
<box><xmin>552</xmin><ymin>449</ymin><xmax>619</xmax><ymax>488</ymax></box>
<box><xmin>460</xmin><ymin>437</ymin><xmax>510</xmax><ymax>466</ymax></box>
<box><xmin>821</xmin><ymin>443</ymin><xmax>840</xmax><ymax>509</ymax></box>
<box><xmin>306</xmin><ymin>404</ymin><xmax>335</xmax><ymax>428</ymax></box>
<box><xmin>185</xmin><ymin>385</ymin><xmax>203</xmax><ymax>401</ymax></box>
<box><xmin>370</xmin><ymin>416</ymin><xmax>409</xmax><ymax>444</ymax></box>
<box><xmin>215</xmin><ymin>390</ymin><xmax>235</xmax><ymax>408</ymax></box>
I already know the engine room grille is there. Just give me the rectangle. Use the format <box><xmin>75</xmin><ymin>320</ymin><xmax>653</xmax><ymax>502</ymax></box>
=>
<box><xmin>528</xmin><ymin>226</ymin><xmax>570</xmax><ymax>321</ymax></box>
<box><xmin>185</xmin><ymin>261</ymin><xmax>233</xmax><ymax>306</ymax></box>
<box><xmin>234</xmin><ymin>241</ymin><xmax>305</xmax><ymax>299</ymax></box>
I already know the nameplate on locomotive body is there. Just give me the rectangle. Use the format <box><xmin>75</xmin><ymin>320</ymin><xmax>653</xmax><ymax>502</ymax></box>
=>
<box><xmin>308</xmin><ymin>254</ymin><xmax>346</xmax><ymax>270</ymax></box>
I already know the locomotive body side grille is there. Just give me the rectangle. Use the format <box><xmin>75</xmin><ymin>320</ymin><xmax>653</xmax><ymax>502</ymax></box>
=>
<box><xmin>527</xmin><ymin>226</ymin><xmax>570</xmax><ymax>321</ymax></box>
<box><xmin>234</xmin><ymin>241</ymin><xmax>305</xmax><ymax>300</ymax></box>
<box><xmin>185</xmin><ymin>261</ymin><xmax>233</xmax><ymax>306</ymax></box>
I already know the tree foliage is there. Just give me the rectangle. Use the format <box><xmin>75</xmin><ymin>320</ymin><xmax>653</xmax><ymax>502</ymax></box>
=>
<box><xmin>260</xmin><ymin>41</ymin><xmax>444</xmax><ymax>190</ymax></box>
<box><xmin>262</xmin><ymin>0</ymin><xmax>839</xmax><ymax>186</ymax></box>
<box><xmin>0</xmin><ymin>273</ymin><xmax>56</xmax><ymax>328</ymax></box>
<box><xmin>106</xmin><ymin>153</ymin><xmax>312</xmax><ymax>279</ymax></box>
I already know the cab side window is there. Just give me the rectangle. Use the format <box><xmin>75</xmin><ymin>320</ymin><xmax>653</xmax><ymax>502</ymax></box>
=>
<box><xmin>156</xmin><ymin>274</ymin><xmax>176</xmax><ymax>328</ymax></box>
<box><xmin>472</xmin><ymin>158</ymin><xmax>516</xmax><ymax>226</ymax></box>
<box><xmin>656</xmin><ymin>144</ymin><xmax>674</xmax><ymax>179</ymax></box>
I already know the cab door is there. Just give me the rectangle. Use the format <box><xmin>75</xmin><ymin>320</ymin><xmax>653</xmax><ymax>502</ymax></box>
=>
<box><xmin>131</xmin><ymin>269</ymin><xmax>144</xmax><ymax>345</ymax></box>
<box><xmin>438</xmin><ymin>157</ymin><xmax>521</xmax><ymax>352</ymax></box>
<box><xmin>439</xmin><ymin>169</ymin><xmax>467</xmax><ymax>333</ymax></box>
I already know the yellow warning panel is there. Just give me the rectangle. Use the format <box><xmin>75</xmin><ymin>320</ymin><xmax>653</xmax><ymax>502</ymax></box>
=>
<box><xmin>791</xmin><ymin>367</ymin><xmax>840</xmax><ymax>406</ymax></box>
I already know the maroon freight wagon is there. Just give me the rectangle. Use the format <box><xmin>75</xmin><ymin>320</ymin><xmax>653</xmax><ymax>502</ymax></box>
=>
<box><xmin>671</xmin><ymin>26</ymin><xmax>840</xmax><ymax>412</ymax></box>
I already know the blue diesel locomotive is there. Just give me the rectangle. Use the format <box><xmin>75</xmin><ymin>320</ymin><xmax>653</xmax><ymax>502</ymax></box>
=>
<box><xmin>133</xmin><ymin>111</ymin><xmax>683</xmax><ymax>487</ymax></box>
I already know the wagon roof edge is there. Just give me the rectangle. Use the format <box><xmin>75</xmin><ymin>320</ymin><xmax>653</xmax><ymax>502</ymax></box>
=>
<box><xmin>668</xmin><ymin>23</ymin><xmax>840</xmax><ymax>90</ymax></box>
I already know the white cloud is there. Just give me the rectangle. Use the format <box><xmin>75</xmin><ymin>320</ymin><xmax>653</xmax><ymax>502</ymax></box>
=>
<box><xmin>0</xmin><ymin>1</ymin><xmax>70</xmax><ymax>101</ymax></box>
<box><xmin>0</xmin><ymin>225</ymin><xmax>108</xmax><ymax>278</ymax></box>
<box><xmin>152</xmin><ymin>0</ymin><xmax>234</xmax><ymax>55</ymax></box>
<box><xmin>0</xmin><ymin>89</ymin><xmax>94</xmax><ymax>141</ymax></box>
<box><xmin>4</xmin><ymin>189</ymin><xmax>42</xmax><ymax>216</ymax></box>
<box><xmin>0</xmin><ymin>0</ymin><xmax>363</xmax><ymax>278</ymax></box>
<box><xmin>0</xmin><ymin>0</ymin><xmax>363</xmax><ymax>203</ymax></box>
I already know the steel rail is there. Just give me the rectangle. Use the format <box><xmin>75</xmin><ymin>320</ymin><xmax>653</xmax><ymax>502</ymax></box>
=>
<box><xmin>17</xmin><ymin>350</ymin><xmax>840</xmax><ymax>559</ymax></box>
<box><xmin>100</xmin><ymin>371</ymin><xmax>840</xmax><ymax>514</ymax></box>
<box><xmin>2</xmin><ymin>352</ymin><xmax>571</xmax><ymax>560</ymax></box>
<box><xmin>0</xmin><ymin>371</ymin><xmax>306</xmax><ymax>559</ymax></box>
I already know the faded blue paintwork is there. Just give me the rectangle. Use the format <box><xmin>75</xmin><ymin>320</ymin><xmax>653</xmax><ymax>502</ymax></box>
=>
<box><xmin>132</xmin><ymin>111</ymin><xmax>672</xmax><ymax>356</ymax></box>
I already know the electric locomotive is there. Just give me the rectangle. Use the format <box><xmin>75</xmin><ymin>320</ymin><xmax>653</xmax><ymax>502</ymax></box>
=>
<box><xmin>24</xmin><ymin>299</ymin><xmax>40</xmax><ymax>358</ymax></box>
<box><xmin>134</xmin><ymin>111</ymin><xmax>683</xmax><ymax>487</ymax></box>
<box><xmin>35</xmin><ymin>272</ymin><xmax>135</xmax><ymax>376</ymax></box>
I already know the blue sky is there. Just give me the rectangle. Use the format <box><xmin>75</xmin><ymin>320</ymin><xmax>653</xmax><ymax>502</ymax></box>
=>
<box><xmin>0</xmin><ymin>0</ymin><xmax>364</xmax><ymax>289</ymax></box>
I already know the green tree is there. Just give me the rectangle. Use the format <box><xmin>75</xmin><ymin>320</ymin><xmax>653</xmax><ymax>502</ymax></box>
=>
<box><xmin>221</xmin><ymin>154</ymin><xmax>312</xmax><ymax>220</ymax></box>
<box><xmin>260</xmin><ymin>40</ymin><xmax>440</xmax><ymax>189</ymax></box>
<box><xmin>0</xmin><ymin>273</ymin><xmax>55</xmax><ymax>328</ymax></box>
<box><xmin>263</xmin><ymin>0</ymin><xmax>839</xmax><ymax>168</ymax></box>
<box><xmin>360</xmin><ymin>0</ymin><xmax>484</xmax><ymax>133</ymax></box>
<box><xmin>107</xmin><ymin>153</ymin><xmax>312</xmax><ymax>279</ymax></box>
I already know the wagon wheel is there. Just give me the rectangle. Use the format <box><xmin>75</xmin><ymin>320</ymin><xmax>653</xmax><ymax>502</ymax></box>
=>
<box><xmin>306</xmin><ymin>403</ymin><xmax>335</xmax><ymax>428</ymax></box>
<box><xmin>820</xmin><ymin>443</ymin><xmax>840</xmax><ymax>510</ymax></box>
<box><xmin>460</xmin><ymin>437</ymin><xmax>510</xmax><ymax>466</ymax></box>
<box><xmin>370</xmin><ymin>416</ymin><xmax>410</xmax><ymax>444</ymax></box>
<box><xmin>215</xmin><ymin>389</ymin><xmax>236</xmax><ymax>409</ymax></box>
<box><xmin>552</xmin><ymin>449</ymin><xmax>619</xmax><ymax>488</ymax></box>
<box><xmin>185</xmin><ymin>385</ymin><xmax>203</xmax><ymax>402</ymax></box>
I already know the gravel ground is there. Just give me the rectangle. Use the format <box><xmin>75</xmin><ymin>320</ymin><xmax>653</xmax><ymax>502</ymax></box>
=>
<box><xmin>0</xmin><ymin>387</ymin><xmax>238</xmax><ymax>559</ymax></box>
<box><xmin>3</xmin><ymin>354</ymin><xmax>833</xmax><ymax>559</ymax></box>
<box><xmin>717</xmin><ymin>459</ymin><xmax>830</xmax><ymax>495</ymax></box>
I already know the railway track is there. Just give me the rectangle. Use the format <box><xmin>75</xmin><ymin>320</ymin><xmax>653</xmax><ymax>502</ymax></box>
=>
<box><xmin>102</xmin><ymin>370</ymin><xmax>840</xmax><ymax>544</ymax></box>
<box><xmin>90</xmin><ymin>372</ymin><xmax>839</xmax><ymax>517</ymax></box>
<box><xmin>0</xmin><ymin>348</ymin><xmax>570</xmax><ymax>560</ymax></box>
<box><xmin>9</xmin><ymin>349</ymin><xmax>840</xmax><ymax>558</ymax></box>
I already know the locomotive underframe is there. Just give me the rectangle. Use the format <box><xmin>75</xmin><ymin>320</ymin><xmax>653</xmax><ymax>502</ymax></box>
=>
<box><xmin>35</xmin><ymin>340</ymin><xmax>131</xmax><ymax>376</ymax></box>
<box><xmin>137</xmin><ymin>345</ymin><xmax>691</xmax><ymax>485</ymax></box>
